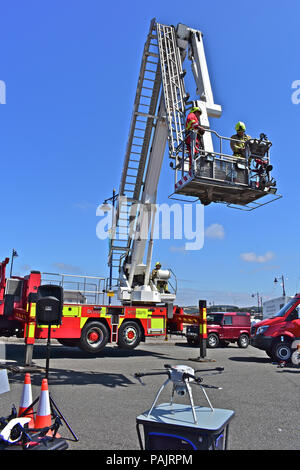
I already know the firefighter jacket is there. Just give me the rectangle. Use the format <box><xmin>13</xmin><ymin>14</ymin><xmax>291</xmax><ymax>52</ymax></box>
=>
<box><xmin>230</xmin><ymin>133</ymin><xmax>251</xmax><ymax>157</ymax></box>
<box><xmin>185</xmin><ymin>112</ymin><xmax>205</xmax><ymax>146</ymax></box>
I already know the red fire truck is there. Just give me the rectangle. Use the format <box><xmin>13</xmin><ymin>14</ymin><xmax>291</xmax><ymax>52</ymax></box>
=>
<box><xmin>0</xmin><ymin>257</ymin><xmax>188</xmax><ymax>365</ymax></box>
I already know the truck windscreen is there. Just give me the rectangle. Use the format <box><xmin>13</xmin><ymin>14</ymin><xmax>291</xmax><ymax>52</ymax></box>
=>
<box><xmin>272</xmin><ymin>298</ymin><xmax>298</xmax><ymax>318</ymax></box>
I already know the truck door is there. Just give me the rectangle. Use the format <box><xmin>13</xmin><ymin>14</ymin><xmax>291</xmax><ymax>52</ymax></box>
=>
<box><xmin>286</xmin><ymin>305</ymin><xmax>300</xmax><ymax>337</ymax></box>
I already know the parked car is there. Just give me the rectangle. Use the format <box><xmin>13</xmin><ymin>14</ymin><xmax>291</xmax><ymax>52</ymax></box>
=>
<box><xmin>251</xmin><ymin>294</ymin><xmax>300</xmax><ymax>362</ymax></box>
<box><xmin>186</xmin><ymin>311</ymin><xmax>251</xmax><ymax>348</ymax></box>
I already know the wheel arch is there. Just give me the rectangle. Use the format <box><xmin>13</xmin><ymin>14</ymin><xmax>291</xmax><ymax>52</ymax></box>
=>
<box><xmin>271</xmin><ymin>333</ymin><xmax>294</xmax><ymax>347</ymax></box>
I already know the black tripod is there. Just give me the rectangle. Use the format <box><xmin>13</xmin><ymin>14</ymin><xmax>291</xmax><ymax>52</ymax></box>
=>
<box><xmin>21</xmin><ymin>324</ymin><xmax>79</xmax><ymax>442</ymax></box>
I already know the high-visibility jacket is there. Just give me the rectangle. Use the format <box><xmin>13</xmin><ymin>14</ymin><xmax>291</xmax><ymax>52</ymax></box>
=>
<box><xmin>185</xmin><ymin>112</ymin><xmax>205</xmax><ymax>147</ymax></box>
<box><xmin>230</xmin><ymin>133</ymin><xmax>251</xmax><ymax>158</ymax></box>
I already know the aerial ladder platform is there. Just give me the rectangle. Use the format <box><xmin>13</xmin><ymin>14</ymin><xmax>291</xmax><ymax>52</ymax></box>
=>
<box><xmin>104</xmin><ymin>19</ymin><xmax>281</xmax><ymax>305</ymax></box>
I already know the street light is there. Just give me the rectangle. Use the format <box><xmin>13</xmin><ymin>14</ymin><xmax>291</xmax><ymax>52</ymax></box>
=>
<box><xmin>251</xmin><ymin>292</ymin><xmax>262</xmax><ymax>315</ymax></box>
<box><xmin>100</xmin><ymin>189</ymin><xmax>118</xmax><ymax>212</ymax></box>
<box><xmin>9</xmin><ymin>249</ymin><xmax>19</xmax><ymax>277</ymax></box>
<box><xmin>274</xmin><ymin>275</ymin><xmax>286</xmax><ymax>297</ymax></box>
<box><xmin>100</xmin><ymin>190</ymin><xmax>119</xmax><ymax>304</ymax></box>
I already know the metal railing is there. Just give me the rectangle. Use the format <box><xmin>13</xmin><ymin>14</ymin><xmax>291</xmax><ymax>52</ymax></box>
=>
<box><xmin>41</xmin><ymin>272</ymin><xmax>107</xmax><ymax>305</ymax></box>
<box><xmin>173</xmin><ymin>128</ymin><xmax>273</xmax><ymax>187</ymax></box>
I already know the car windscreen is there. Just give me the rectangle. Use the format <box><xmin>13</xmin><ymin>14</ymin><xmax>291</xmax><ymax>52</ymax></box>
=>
<box><xmin>272</xmin><ymin>298</ymin><xmax>298</xmax><ymax>318</ymax></box>
<box><xmin>207</xmin><ymin>314</ymin><xmax>223</xmax><ymax>325</ymax></box>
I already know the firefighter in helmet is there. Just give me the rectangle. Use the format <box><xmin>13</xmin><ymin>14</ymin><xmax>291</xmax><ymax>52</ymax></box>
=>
<box><xmin>185</xmin><ymin>106</ymin><xmax>205</xmax><ymax>169</ymax></box>
<box><xmin>230</xmin><ymin>121</ymin><xmax>251</xmax><ymax>159</ymax></box>
<box><xmin>151</xmin><ymin>262</ymin><xmax>170</xmax><ymax>294</ymax></box>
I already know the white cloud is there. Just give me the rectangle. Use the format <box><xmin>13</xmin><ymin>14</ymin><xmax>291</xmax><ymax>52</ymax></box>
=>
<box><xmin>52</xmin><ymin>262</ymin><xmax>82</xmax><ymax>274</ymax></box>
<box><xmin>240</xmin><ymin>251</ymin><xmax>275</xmax><ymax>264</ymax></box>
<box><xmin>205</xmin><ymin>223</ymin><xmax>225</xmax><ymax>240</ymax></box>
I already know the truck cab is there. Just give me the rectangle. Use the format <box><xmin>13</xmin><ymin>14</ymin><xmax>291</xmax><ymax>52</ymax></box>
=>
<box><xmin>186</xmin><ymin>311</ymin><xmax>251</xmax><ymax>348</ymax></box>
<box><xmin>251</xmin><ymin>294</ymin><xmax>300</xmax><ymax>362</ymax></box>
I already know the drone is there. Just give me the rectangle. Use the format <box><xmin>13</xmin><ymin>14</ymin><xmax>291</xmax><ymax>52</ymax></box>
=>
<box><xmin>134</xmin><ymin>364</ymin><xmax>224</xmax><ymax>424</ymax></box>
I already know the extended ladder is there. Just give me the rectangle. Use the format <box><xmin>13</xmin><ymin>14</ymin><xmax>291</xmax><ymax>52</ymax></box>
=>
<box><xmin>109</xmin><ymin>20</ymin><xmax>188</xmax><ymax>286</ymax></box>
<box><xmin>156</xmin><ymin>23</ymin><xmax>187</xmax><ymax>170</ymax></box>
<box><xmin>108</xmin><ymin>19</ymin><xmax>162</xmax><ymax>281</ymax></box>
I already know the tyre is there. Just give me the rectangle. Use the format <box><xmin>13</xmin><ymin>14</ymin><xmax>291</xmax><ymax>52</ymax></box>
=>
<box><xmin>57</xmin><ymin>339</ymin><xmax>79</xmax><ymax>347</ymax></box>
<box><xmin>207</xmin><ymin>333</ymin><xmax>219</xmax><ymax>348</ymax></box>
<box><xmin>291</xmin><ymin>350</ymin><xmax>300</xmax><ymax>366</ymax></box>
<box><xmin>237</xmin><ymin>334</ymin><xmax>249</xmax><ymax>348</ymax></box>
<box><xmin>79</xmin><ymin>321</ymin><xmax>109</xmax><ymax>354</ymax></box>
<box><xmin>271</xmin><ymin>339</ymin><xmax>292</xmax><ymax>362</ymax></box>
<box><xmin>117</xmin><ymin>321</ymin><xmax>142</xmax><ymax>350</ymax></box>
<box><xmin>187</xmin><ymin>337</ymin><xmax>200</xmax><ymax>346</ymax></box>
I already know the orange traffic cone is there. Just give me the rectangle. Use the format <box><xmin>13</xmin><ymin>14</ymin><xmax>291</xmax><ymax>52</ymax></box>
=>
<box><xmin>34</xmin><ymin>378</ymin><xmax>52</xmax><ymax>429</ymax></box>
<box><xmin>18</xmin><ymin>373</ymin><xmax>35</xmax><ymax>428</ymax></box>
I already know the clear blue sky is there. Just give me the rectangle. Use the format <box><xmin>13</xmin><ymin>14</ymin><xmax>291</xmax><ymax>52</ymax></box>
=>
<box><xmin>1</xmin><ymin>0</ymin><xmax>299</xmax><ymax>306</ymax></box>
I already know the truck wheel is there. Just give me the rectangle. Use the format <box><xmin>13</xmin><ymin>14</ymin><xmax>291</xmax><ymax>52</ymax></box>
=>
<box><xmin>237</xmin><ymin>334</ymin><xmax>249</xmax><ymax>348</ymax></box>
<box><xmin>117</xmin><ymin>321</ymin><xmax>142</xmax><ymax>350</ymax></box>
<box><xmin>207</xmin><ymin>333</ymin><xmax>219</xmax><ymax>348</ymax></box>
<box><xmin>79</xmin><ymin>321</ymin><xmax>109</xmax><ymax>354</ymax></box>
<box><xmin>271</xmin><ymin>340</ymin><xmax>292</xmax><ymax>362</ymax></box>
<box><xmin>187</xmin><ymin>337</ymin><xmax>200</xmax><ymax>346</ymax></box>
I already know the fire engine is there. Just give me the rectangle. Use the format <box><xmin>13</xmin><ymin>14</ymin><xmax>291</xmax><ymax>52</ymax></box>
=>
<box><xmin>0</xmin><ymin>19</ymin><xmax>280</xmax><ymax>365</ymax></box>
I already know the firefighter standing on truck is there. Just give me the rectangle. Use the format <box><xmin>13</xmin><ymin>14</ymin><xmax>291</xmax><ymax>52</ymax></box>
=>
<box><xmin>151</xmin><ymin>262</ymin><xmax>170</xmax><ymax>294</ymax></box>
<box><xmin>230</xmin><ymin>121</ymin><xmax>251</xmax><ymax>159</ymax></box>
<box><xmin>185</xmin><ymin>107</ymin><xmax>205</xmax><ymax>169</ymax></box>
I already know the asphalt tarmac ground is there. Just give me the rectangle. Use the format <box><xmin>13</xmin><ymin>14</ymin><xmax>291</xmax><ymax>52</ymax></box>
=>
<box><xmin>0</xmin><ymin>336</ymin><xmax>299</xmax><ymax>452</ymax></box>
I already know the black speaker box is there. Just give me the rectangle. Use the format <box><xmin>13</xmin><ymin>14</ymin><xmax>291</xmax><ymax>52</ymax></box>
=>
<box><xmin>36</xmin><ymin>285</ymin><xmax>63</xmax><ymax>325</ymax></box>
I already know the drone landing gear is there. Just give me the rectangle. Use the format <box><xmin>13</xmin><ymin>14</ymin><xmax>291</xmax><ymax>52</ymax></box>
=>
<box><xmin>136</xmin><ymin>364</ymin><xmax>222</xmax><ymax>425</ymax></box>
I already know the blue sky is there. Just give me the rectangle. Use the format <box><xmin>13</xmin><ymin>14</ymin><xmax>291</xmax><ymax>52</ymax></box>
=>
<box><xmin>1</xmin><ymin>0</ymin><xmax>299</xmax><ymax>306</ymax></box>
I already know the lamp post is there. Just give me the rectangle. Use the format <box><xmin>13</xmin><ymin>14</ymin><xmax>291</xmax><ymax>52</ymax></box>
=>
<box><xmin>100</xmin><ymin>190</ymin><xmax>118</xmax><ymax>305</ymax></box>
<box><xmin>9</xmin><ymin>249</ymin><xmax>19</xmax><ymax>277</ymax></box>
<box><xmin>274</xmin><ymin>275</ymin><xmax>286</xmax><ymax>297</ymax></box>
<box><xmin>251</xmin><ymin>292</ymin><xmax>262</xmax><ymax>317</ymax></box>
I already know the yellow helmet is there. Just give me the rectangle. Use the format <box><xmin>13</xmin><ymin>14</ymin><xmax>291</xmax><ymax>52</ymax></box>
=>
<box><xmin>235</xmin><ymin>121</ymin><xmax>246</xmax><ymax>131</ymax></box>
<box><xmin>155</xmin><ymin>262</ymin><xmax>161</xmax><ymax>267</ymax></box>
<box><xmin>190</xmin><ymin>106</ymin><xmax>202</xmax><ymax>114</ymax></box>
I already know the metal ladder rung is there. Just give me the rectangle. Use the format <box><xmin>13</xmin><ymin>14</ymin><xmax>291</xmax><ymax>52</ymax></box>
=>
<box><xmin>146</xmin><ymin>52</ymin><xmax>159</xmax><ymax>58</ymax></box>
<box><xmin>140</xmin><ymin>86</ymin><xmax>155</xmax><ymax>91</ymax></box>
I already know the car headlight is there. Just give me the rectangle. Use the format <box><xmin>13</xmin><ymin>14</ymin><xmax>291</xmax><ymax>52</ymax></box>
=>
<box><xmin>256</xmin><ymin>325</ymin><xmax>269</xmax><ymax>336</ymax></box>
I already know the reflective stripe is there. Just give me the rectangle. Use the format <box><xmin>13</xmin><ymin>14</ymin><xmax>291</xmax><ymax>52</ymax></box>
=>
<box><xmin>136</xmin><ymin>308</ymin><xmax>152</xmax><ymax>318</ymax></box>
<box><xmin>199</xmin><ymin>307</ymin><xmax>207</xmax><ymax>338</ymax></box>
<box><xmin>80</xmin><ymin>317</ymin><xmax>88</xmax><ymax>329</ymax></box>
<box><xmin>63</xmin><ymin>305</ymin><xmax>81</xmax><ymax>317</ymax></box>
<box><xmin>25</xmin><ymin>322</ymin><xmax>35</xmax><ymax>338</ymax></box>
<box><xmin>151</xmin><ymin>318</ymin><xmax>164</xmax><ymax>330</ymax></box>
<box><xmin>186</xmin><ymin>119</ymin><xmax>197</xmax><ymax>131</ymax></box>
<box><xmin>29</xmin><ymin>304</ymin><xmax>36</xmax><ymax>318</ymax></box>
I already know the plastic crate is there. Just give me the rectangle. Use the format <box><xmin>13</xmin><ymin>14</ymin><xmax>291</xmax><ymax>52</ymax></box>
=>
<box><xmin>136</xmin><ymin>403</ymin><xmax>234</xmax><ymax>450</ymax></box>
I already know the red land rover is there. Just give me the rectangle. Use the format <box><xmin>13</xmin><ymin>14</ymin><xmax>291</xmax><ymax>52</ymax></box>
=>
<box><xmin>186</xmin><ymin>311</ymin><xmax>251</xmax><ymax>348</ymax></box>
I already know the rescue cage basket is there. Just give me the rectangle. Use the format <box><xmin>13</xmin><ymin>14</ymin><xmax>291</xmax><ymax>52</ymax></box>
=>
<box><xmin>170</xmin><ymin>129</ymin><xmax>281</xmax><ymax>210</ymax></box>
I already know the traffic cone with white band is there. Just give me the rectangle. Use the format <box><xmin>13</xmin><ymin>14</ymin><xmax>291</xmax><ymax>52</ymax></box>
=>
<box><xmin>18</xmin><ymin>373</ymin><xmax>35</xmax><ymax>428</ymax></box>
<box><xmin>34</xmin><ymin>378</ymin><xmax>52</xmax><ymax>429</ymax></box>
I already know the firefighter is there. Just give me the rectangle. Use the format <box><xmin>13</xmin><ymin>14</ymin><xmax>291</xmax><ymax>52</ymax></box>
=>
<box><xmin>185</xmin><ymin>106</ymin><xmax>205</xmax><ymax>169</ymax></box>
<box><xmin>230</xmin><ymin>121</ymin><xmax>251</xmax><ymax>159</ymax></box>
<box><xmin>151</xmin><ymin>262</ymin><xmax>170</xmax><ymax>294</ymax></box>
